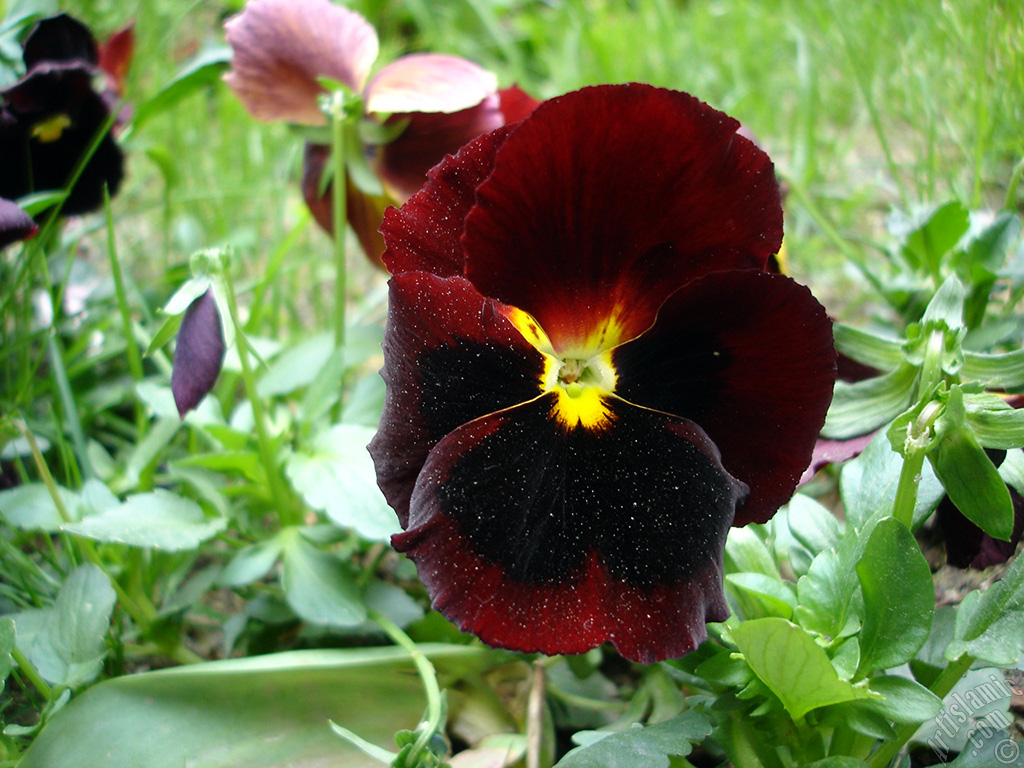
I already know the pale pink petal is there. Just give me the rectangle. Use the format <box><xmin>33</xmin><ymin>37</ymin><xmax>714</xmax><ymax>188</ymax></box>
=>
<box><xmin>364</xmin><ymin>54</ymin><xmax>497</xmax><ymax>116</ymax></box>
<box><xmin>224</xmin><ymin>0</ymin><xmax>378</xmax><ymax>125</ymax></box>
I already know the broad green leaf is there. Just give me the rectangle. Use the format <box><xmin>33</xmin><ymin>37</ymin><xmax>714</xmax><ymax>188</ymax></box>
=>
<box><xmin>786</xmin><ymin>494</ymin><xmax>841</xmax><ymax>555</ymax></box>
<box><xmin>930</xmin><ymin>397</ymin><xmax>1014</xmax><ymax>540</ymax></box>
<box><xmin>136</xmin><ymin>381</ymin><xmax>224</xmax><ymax>426</ymax></box>
<box><xmin>0</xmin><ymin>482</ymin><xmax>80</xmax><ymax>530</ymax></box>
<box><xmin>29</xmin><ymin>565</ymin><xmax>116</xmax><ymax>688</ymax></box>
<box><xmin>962</xmin><ymin>349</ymin><xmax>1024</xmax><ymax>389</ymax></box>
<box><xmin>556</xmin><ymin>711</ymin><xmax>711</xmax><ymax>768</ymax></box>
<box><xmin>18</xmin><ymin>645</ymin><xmax>492</xmax><ymax>768</ymax></box>
<box><xmin>821</xmin><ymin>363</ymin><xmax>917</xmax><ymax>440</ymax></box>
<box><xmin>962</xmin><ymin>210</ymin><xmax>1021</xmax><ymax>274</ymax></box>
<box><xmin>724</xmin><ymin>526</ymin><xmax>779</xmax><ymax>578</ymax></box>
<box><xmin>860</xmin><ymin>675</ymin><xmax>941</xmax><ymax>723</ymax></box>
<box><xmin>839</xmin><ymin>430</ymin><xmax>944</xmax><ymax>531</ymax></box>
<box><xmin>364</xmin><ymin>580</ymin><xmax>424</xmax><ymax>629</ymax></box>
<box><xmin>920</xmin><ymin>274</ymin><xmax>968</xmax><ymax>331</ymax></box>
<box><xmin>832</xmin><ymin>324</ymin><xmax>904</xmax><ymax>371</ymax></box>
<box><xmin>62</xmin><ymin>489</ymin><xmax>226</xmax><ymax>551</ymax></box>
<box><xmin>899</xmin><ymin>201</ymin><xmax>970</xmax><ymax>276</ymax></box>
<box><xmin>285</xmin><ymin>424</ymin><xmax>399</xmax><ymax>542</ymax></box>
<box><xmin>804</xmin><ymin>759</ymin><xmax>871</xmax><ymax>768</ymax></box>
<box><xmin>257</xmin><ymin>332</ymin><xmax>334</xmax><ymax>397</ymax></box>
<box><xmin>281</xmin><ymin>532</ymin><xmax>366</xmax><ymax>627</ymax></box>
<box><xmin>731</xmin><ymin>618</ymin><xmax>873</xmax><ymax>720</ymax></box>
<box><xmin>964</xmin><ymin>392</ymin><xmax>1024</xmax><ymax>449</ymax></box>
<box><xmin>856</xmin><ymin>518</ymin><xmax>933</xmax><ymax>674</ymax></box>
<box><xmin>217</xmin><ymin>539</ymin><xmax>283</xmax><ymax>588</ymax></box>
<box><xmin>999</xmin><ymin>448</ymin><xmax>1024</xmax><ymax>496</ymax></box>
<box><xmin>795</xmin><ymin>544</ymin><xmax>860</xmax><ymax>639</ymax></box>
<box><xmin>725</xmin><ymin>573</ymin><xmax>796</xmax><ymax>620</ymax></box>
<box><xmin>946</xmin><ymin>548</ymin><xmax>1024</xmax><ymax>665</ymax></box>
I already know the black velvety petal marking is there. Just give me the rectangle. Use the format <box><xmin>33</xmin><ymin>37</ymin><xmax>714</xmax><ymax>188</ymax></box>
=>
<box><xmin>368</xmin><ymin>272</ymin><xmax>547</xmax><ymax>526</ymax></box>
<box><xmin>393</xmin><ymin>395</ymin><xmax>747</xmax><ymax>663</ymax></box>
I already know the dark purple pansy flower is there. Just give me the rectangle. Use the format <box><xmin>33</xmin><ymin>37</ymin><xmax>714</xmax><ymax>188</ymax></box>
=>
<box><xmin>0</xmin><ymin>197</ymin><xmax>38</xmax><ymax>248</ymax></box>
<box><xmin>0</xmin><ymin>14</ymin><xmax>127</xmax><ymax>216</ymax></box>
<box><xmin>223</xmin><ymin>0</ymin><xmax>539</xmax><ymax>266</ymax></box>
<box><xmin>171</xmin><ymin>290</ymin><xmax>226</xmax><ymax>418</ymax></box>
<box><xmin>369</xmin><ymin>84</ymin><xmax>837</xmax><ymax>663</ymax></box>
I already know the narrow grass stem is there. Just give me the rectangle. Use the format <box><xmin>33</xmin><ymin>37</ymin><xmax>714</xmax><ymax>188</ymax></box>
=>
<box><xmin>1004</xmin><ymin>156</ymin><xmax>1024</xmax><ymax>212</ymax></box>
<box><xmin>369</xmin><ymin>609</ymin><xmax>443</xmax><ymax>763</ymax></box>
<box><xmin>330</xmin><ymin>93</ymin><xmax>349</xmax><ymax>357</ymax></box>
<box><xmin>222</xmin><ymin>268</ymin><xmax>297</xmax><ymax>526</ymax></box>
<box><xmin>46</xmin><ymin>333</ymin><xmax>95</xmax><ymax>481</ymax></box>
<box><xmin>10</xmin><ymin>645</ymin><xmax>53</xmax><ymax>700</ymax></box>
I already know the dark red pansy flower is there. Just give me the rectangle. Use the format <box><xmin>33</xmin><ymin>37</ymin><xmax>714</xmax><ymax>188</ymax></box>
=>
<box><xmin>224</xmin><ymin>0</ymin><xmax>539</xmax><ymax>266</ymax></box>
<box><xmin>0</xmin><ymin>197</ymin><xmax>38</xmax><ymax>248</ymax></box>
<box><xmin>171</xmin><ymin>290</ymin><xmax>226</xmax><ymax>418</ymax></box>
<box><xmin>0</xmin><ymin>14</ymin><xmax>126</xmax><ymax>216</ymax></box>
<box><xmin>369</xmin><ymin>84</ymin><xmax>837</xmax><ymax>663</ymax></box>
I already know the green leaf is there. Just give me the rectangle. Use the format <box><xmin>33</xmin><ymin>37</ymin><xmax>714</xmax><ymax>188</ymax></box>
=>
<box><xmin>964</xmin><ymin>392</ymin><xmax>1024</xmax><ymax>449</ymax></box>
<box><xmin>29</xmin><ymin>565</ymin><xmax>116</xmax><ymax>688</ymax></box>
<box><xmin>856</xmin><ymin>518</ymin><xmax>934</xmax><ymax>674</ymax></box>
<box><xmin>899</xmin><ymin>201</ymin><xmax>970</xmax><ymax>275</ymax></box>
<box><xmin>144</xmin><ymin>311</ymin><xmax>184</xmax><ymax>357</ymax></box>
<box><xmin>920</xmin><ymin>274</ymin><xmax>968</xmax><ymax>330</ymax></box>
<box><xmin>832</xmin><ymin>324</ymin><xmax>904</xmax><ymax>371</ymax></box>
<box><xmin>946</xmin><ymin>548</ymin><xmax>1024</xmax><ymax>665</ymax></box>
<box><xmin>962</xmin><ymin>348</ymin><xmax>1024</xmax><ymax>389</ymax></box>
<box><xmin>280</xmin><ymin>532</ymin><xmax>366</xmax><ymax>627</ymax></box>
<box><xmin>0</xmin><ymin>482</ymin><xmax>80</xmax><ymax>531</ymax></box>
<box><xmin>17</xmin><ymin>645</ymin><xmax>492</xmax><ymax>768</ymax></box>
<box><xmin>804</xmin><ymin>759</ymin><xmax>871</xmax><ymax>768</ymax></box>
<box><xmin>930</xmin><ymin>389</ymin><xmax>1014</xmax><ymax>540</ymax></box>
<box><xmin>256</xmin><ymin>332</ymin><xmax>334</xmax><ymax>398</ymax></box>
<box><xmin>724</xmin><ymin>526</ymin><xmax>779</xmax><ymax>578</ymax></box>
<box><xmin>786</xmin><ymin>494</ymin><xmax>841</xmax><ymax>555</ymax></box>
<box><xmin>555</xmin><ymin>712</ymin><xmax>711</xmax><ymax>768</ymax></box>
<box><xmin>217</xmin><ymin>539</ymin><xmax>283</xmax><ymax>588</ymax></box>
<box><xmin>129</xmin><ymin>46</ymin><xmax>232</xmax><ymax>134</ymax></box>
<box><xmin>285</xmin><ymin>424</ymin><xmax>399</xmax><ymax>542</ymax></box>
<box><xmin>731</xmin><ymin>618</ymin><xmax>874</xmax><ymax>720</ymax></box>
<box><xmin>860</xmin><ymin>675</ymin><xmax>941</xmax><ymax>723</ymax></box>
<box><xmin>62</xmin><ymin>489</ymin><xmax>226</xmax><ymax>551</ymax></box>
<box><xmin>725</xmin><ymin>573</ymin><xmax>796</xmax><ymax>620</ymax></box>
<box><xmin>0</xmin><ymin>617</ymin><xmax>15</xmax><ymax>695</ymax></box>
<box><xmin>821</xmin><ymin>363</ymin><xmax>917</xmax><ymax>440</ymax></box>
<box><xmin>795</xmin><ymin>545</ymin><xmax>860</xmax><ymax>639</ymax></box>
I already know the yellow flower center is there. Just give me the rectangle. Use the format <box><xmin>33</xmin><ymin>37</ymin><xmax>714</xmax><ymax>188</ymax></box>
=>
<box><xmin>31</xmin><ymin>114</ymin><xmax>73</xmax><ymax>143</ymax></box>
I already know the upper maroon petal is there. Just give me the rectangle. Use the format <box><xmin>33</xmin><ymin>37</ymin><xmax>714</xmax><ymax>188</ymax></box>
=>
<box><xmin>380</xmin><ymin>124</ymin><xmax>515</xmax><ymax>277</ymax></box>
<box><xmin>368</xmin><ymin>271</ymin><xmax>547</xmax><ymax>525</ymax></box>
<box><xmin>373</xmin><ymin>93</ymin><xmax>506</xmax><ymax>204</ymax></box>
<box><xmin>460</xmin><ymin>83</ymin><xmax>783</xmax><ymax>353</ymax></box>
<box><xmin>497</xmin><ymin>85</ymin><xmax>540</xmax><ymax>123</ymax></box>
<box><xmin>394</xmin><ymin>395</ymin><xmax>745</xmax><ymax>662</ymax></box>
<box><xmin>613</xmin><ymin>270</ymin><xmax>836</xmax><ymax>526</ymax></box>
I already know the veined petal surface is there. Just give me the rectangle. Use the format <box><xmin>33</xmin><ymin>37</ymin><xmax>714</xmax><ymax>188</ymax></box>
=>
<box><xmin>614</xmin><ymin>270</ymin><xmax>835</xmax><ymax>525</ymax></box>
<box><xmin>224</xmin><ymin>0</ymin><xmax>378</xmax><ymax>125</ymax></box>
<box><xmin>461</xmin><ymin>84</ymin><xmax>783</xmax><ymax>354</ymax></box>
<box><xmin>364</xmin><ymin>54</ymin><xmax>497</xmax><ymax>116</ymax></box>
<box><xmin>393</xmin><ymin>395</ymin><xmax>746</xmax><ymax>663</ymax></box>
<box><xmin>368</xmin><ymin>272</ymin><xmax>546</xmax><ymax>525</ymax></box>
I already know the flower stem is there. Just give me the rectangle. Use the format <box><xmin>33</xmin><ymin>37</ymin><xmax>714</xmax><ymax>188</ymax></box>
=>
<box><xmin>10</xmin><ymin>645</ymin><xmax>52</xmax><ymax>700</ymax></box>
<box><xmin>329</xmin><ymin>92</ymin><xmax>349</xmax><ymax>358</ymax></box>
<box><xmin>221</xmin><ymin>268</ymin><xmax>298</xmax><ymax>526</ymax></box>
<box><xmin>369</xmin><ymin>609</ymin><xmax>443</xmax><ymax>763</ymax></box>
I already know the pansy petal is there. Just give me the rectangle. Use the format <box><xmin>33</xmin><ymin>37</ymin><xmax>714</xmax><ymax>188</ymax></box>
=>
<box><xmin>368</xmin><ymin>272</ymin><xmax>547</xmax><ymax>525</ymax></box>
<box><xmin>97</xmin><ymin>22</ymin><xmax>135</xmax><ymax>95</ymax></box>
<box><xmin>223</xmin><ymin>0</ymin><xmax>378</xmax><ymax>125</ymax></box>
<box><xmin>22</xmin><ymin>14</ymin><xmax>99</xmax><ymax>69</ymax></box>
<box><xmin>393</xmin><ymin>395</ymin><xmax>746</xmax><ymax>663</ymax></box>
<box><xmin>461</xmin><ymin>84</ymin><xmax>783</xmax><ymax>354</ymax></box>
<box><xmin>0</xmin><ymin>197</ymin><xmax>38</xmax><ymax>248</ymax></box>
<box><xmin>497</xmin><ymin>85</ymin><xmax>540</xmax><ymax>122</ymax></box>
<box><xmin>374</xmin><ymin>94</ymin><xmax>505</xmax><ymax>203</ymax></box>
<box><xmin>171</xmin><ymin>289</ymin><xmax>225</xmax><ymax>418</ymax></box>
<box><xmin>614</xmin><ymin>270</ymin><xmax>835</xmax><ymax>526</ymax></box>
<box><xmin>380</xmin><ymin>124</ymin><xmax>515</xmax><ymax>277</ymax></box>
<box><xmin>365</xmin><ymin>54</ymin><xmax>497</xmax><ymax>116</ymax></box>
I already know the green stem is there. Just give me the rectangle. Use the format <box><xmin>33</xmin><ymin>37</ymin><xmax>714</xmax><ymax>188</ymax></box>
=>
<box><xmin>11</xmin><ymin>645</ymin><xmax>53</xmax><ymax>700</ymax></box>
<box><xmin>866</xmin><ymin>653</ymin><xmax>975</xmax><ymax>768</ymax></box>
<box><xmin>1004</xmin><ymin>156</ymin><xmax>1024</xmax><ymax>212</ymax></box>
<box><xmin>222</xmin><ymin>269</ymin><xmax>297</xmax><ymax>526</ymax></box>
<box><xmin>892</xmin><ymin>399</ymin><xmax>943</xmax><ymax>529</ymax></box>
<box><xmin>104</xmin><ymin>185</ymin><xmax>146</xmax><ymax>436</ymax></box>
<box><xmin>369</xmin><ymin>609</ymin><xmax>442</xmax><ymax>764</ymax></box>
<box><xmin>46</xmin><ymin>333</ymin><xmax>95</xmax><ymax>481</ymax></box>
<box><xmin>330</xmin><ymin>92</ymin><xmax>349</xmax><ymax>357</ymax></box>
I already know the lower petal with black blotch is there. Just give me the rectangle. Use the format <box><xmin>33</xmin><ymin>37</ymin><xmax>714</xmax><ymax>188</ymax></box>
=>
<box><xmin>392</xmin><ymin>394</ymin><xmax>747</xmax><ymax>663</ymax></box>
<box><xmin>368</xmin><ymin>271</ymin><xmax>547</xmax><ymax>525</ymax></box>
<box><xmin>613</xmin><ymin>269</ymin><xmax>836</xmax><ymax>525</ymax></box>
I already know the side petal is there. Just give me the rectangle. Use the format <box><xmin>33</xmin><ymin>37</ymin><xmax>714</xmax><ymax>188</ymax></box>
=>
<box><xmin>171</xmin><ymin>289</ymin><xmax>226</xmax><ymax>418</ymax></box>
<box><xmin>373</xmin><ymin>95</ymin><xmax>505</xmax><ymax>204</ymax></box>
<box><xmin>22</xmin><ymin>14</ymin><xmax>99</xmax><ymax>68</ymax></box>
<box><xmin>380</xmin><ymin>124</ymin><xmax>514</xmax><ymax>277</ymax></box>
<box><xmin>0</xmin><ymin>197</ymin><xmax>38</xmax><ymax>248</ymax></box>
<box><xmin>462</xmin><ymin>84</ymin><xmax>783</xmax><ymax>354</ymax></box>
<box><xmin>223</xmin><ymin>0</ymin><xmax>378</xmax><ymax>125</ymax></box>
<box><xmin>497</xmin><ymin>85</ymin><xmax>540</xmax><ymax>122</ymax></box>
<box><xmin>393</xmin><ymin>395</ymin><xmax>747</xmax><ymax>663</ymax></box>
<box><xmin>368</xmin><ymin>272</ymin><xmax>547</xmax><ymax>525</ymax></box>
<box><xmin>614</xmin><ymin>270</ymin><xmax>836</xmax><ymax>526</ymax></box>
<box><xmin>364</xmin><ymin>54</ymin><xmax>497</xmax><ymax>116</ymax></box>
